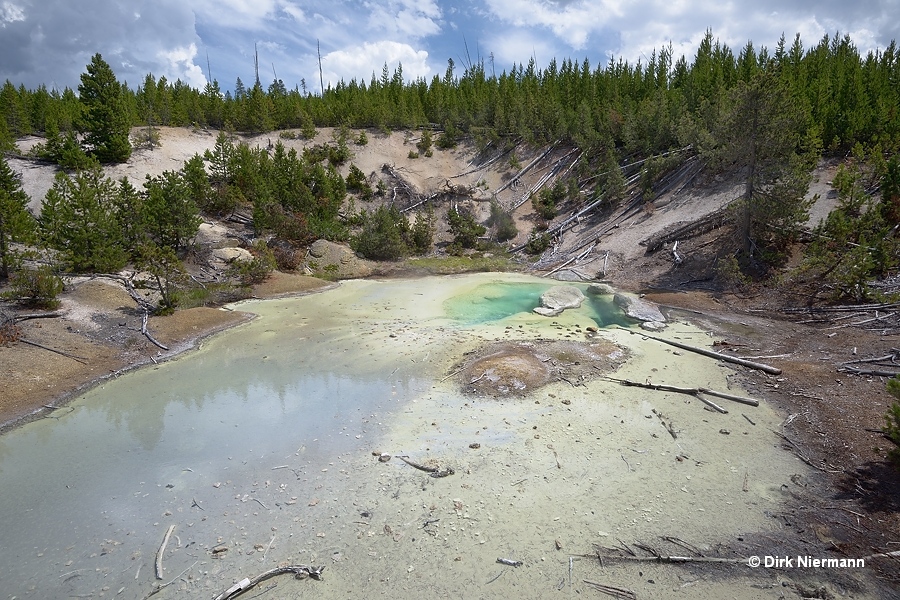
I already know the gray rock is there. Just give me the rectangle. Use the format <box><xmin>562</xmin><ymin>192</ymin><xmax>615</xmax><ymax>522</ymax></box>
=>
<box><xmin>614</xmin><ymin>293</ymin><xmax>666</xmax><ymax>323</ymax></box>
<box><xmin>551</xmin><ymin>269</ymin><xmax>586</xmax><ymax>282</ymax></box>
<box><xmin>533</xmin><ymin>285</ymin><xmax>585</xmax><ymax>317</ymax></box>
<box><xmin>640</xmin><ymin>321</ymin><xmax>668</xmax><ymax>331</ymax></box>
<box><xmin>586</xmin><ymin>283</ymin><xmax>616</xmax><ymax>296</ymax></box>
<box><xmin>212</xmin><ymin>247</ymin><xmax>253</xmax><ymax>263</ymax></box>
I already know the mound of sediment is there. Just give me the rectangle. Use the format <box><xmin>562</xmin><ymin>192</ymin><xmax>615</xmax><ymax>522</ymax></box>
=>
<box><xmin>459</xmin><ymin>338</ymin><xmax>627</xmax><ymax>397</ymax></box>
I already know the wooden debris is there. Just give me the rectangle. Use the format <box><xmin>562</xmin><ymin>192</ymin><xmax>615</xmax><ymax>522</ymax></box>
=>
<box><xmin>18</xmin><ymin>338</ymin><xmax>88</xmax><ymax>364</ymax></box>
<box><xmin>605</xmin><ymin>376</ymin><xmax>762</xmax><ymax>410</ymax></box>
<box><xmin>210</xmin><ymin>565</ymin><xmax>324</xmax><ymax>600</ymax></box>
<box><xmin>143</xmin><ymin>560</ymin><xmax>198</xmax><ymax>599</ymax></box>
<box><xmin>652</xmin><ymin>409</ymin><xmax>678</xmax><ymax>440</ymax></box>
<box><xmin>497</xmin><ymin>557</ymin><xmax>523</xmax><ymax>567</ymax></box>
<box><xmin>772</xmin><ymin>430</ymin><xmax>825</xmax><ymax>471</ymax></box>
<box><xmin>395</xmin><ymin>455</ymin><xmax>455</xmax><ymax>478</ymax></box>
<box><xmin>583</xmin><ymin>579</ymin><xmax>636</xmax><ymax>599</ymax></box>
<box><xmin>155</xmin><ymin>525</ymin><xmax>175</xmax><ymax>580</ymax></box>
<box><xmin>620</xmin><ymin>327</ymin><xmax>782</xmax><ymax>375</ymax></box>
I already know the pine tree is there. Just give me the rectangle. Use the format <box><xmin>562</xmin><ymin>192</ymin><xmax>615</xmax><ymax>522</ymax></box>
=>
<box><xmin>142</xmin><ymin>170</ymin><xmax>202</xmax><ymax>250</ymax></box>
<box><xmin>0</xmin><ymin>156</ymin><xmax>37</xmax><ymax>279</ymax></box>
<box><xmin>40</xmin><ymin>165</ymin><xmax>129</xmax><ymax>272</ymax></box>
<box><xmin>717</xmin><ymin>71</ymin><xmax>814</xmax><ymax>266</ymax></box>
<box><xmin>78</xmin><ymin>54</ymin><xmax>132</xmax><ymax>163</ymax></box>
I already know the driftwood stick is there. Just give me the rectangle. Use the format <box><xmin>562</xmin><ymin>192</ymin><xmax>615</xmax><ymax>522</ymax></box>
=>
<box><xmin>839</xmin><ymin>366</ymin><xmax>900</xmax><ymax>377</ymax></box>
<box><xmin>13</xmin><ymin>311</ymin><xmax>64</xmax><ymax>322</ymax></box>
<box><xmin>395</xmin><ymin>455</ymin><xmax>437</xmax><ymax>473</ymax></box>
<box><xmin>698</xmin><ymin>388</ymin><xmax>760</xmax><ymax>407</ymax></box>
<box><xmin>143</xmin><ymin>560</ymin><xmax>198</xmax><ymax>599</ymax></box>
<box><xmin>695</xmin><ymin>394</ymin><xmax>728</xmax><ymax>414</ymax></box>
<box><xmin>155</xmin><ymin>525</ymin><xmax>175</xmax><ymax>580</ymax></box>
<box><xmin>141</xmin><ymin>312</ymin><xmax>169</xmax><ymax>351</ymax></box>
<box><xmin>440</xmin><ymin>368</ymin><xmax>463</xmax><ymax>382</ymax></box>
<box><xmin>604</xmin><ymin>377</ymin><xmax>759</xmax><ymax>408</ymax></box>
<box><xmin>19</xmin><ymin>338</ymin><xmax>88</xmax><ymax>364</ymax></box>
<box><xmin>583</xmin><ymin>579</ymin><xmax>637</xmax><ymax>599</ymax></box>
<box><xmin>577</xmin><ymin>552</ymin><xmax>745</xmax><ymax>564</ymax></box>
<box><xmin>211</xmin><ymin>565</ymin><xmax>324</xmax><ymax>600</ymax></box>
<box><xmin>619</xmin><ymin>327</ymin><xmax>782</xmax><ymax>375</ymax></box>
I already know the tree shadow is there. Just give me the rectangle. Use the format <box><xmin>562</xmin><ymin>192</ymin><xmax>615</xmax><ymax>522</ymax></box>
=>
<box><xmin>834</xmin><ymin>459</ymin><xmax>900</xmax><ymax>514</ymax></box>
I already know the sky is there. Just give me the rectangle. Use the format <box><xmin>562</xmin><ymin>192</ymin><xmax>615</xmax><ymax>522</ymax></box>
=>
<box><xmin>1</xmin><ymin>0</ymin><xmax>898</xmax><ymax>95</ymax></box>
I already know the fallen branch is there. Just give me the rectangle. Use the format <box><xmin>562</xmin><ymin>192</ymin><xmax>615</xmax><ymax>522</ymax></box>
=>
<box><xmin>12</xmin><ymin>311</ymin><xmax>64</xmax><ymax>322</ymax></box>
<box><xmin>583</xmin><ymin>579</ymin><xmax>636</xmax><ymax>599</ymax></box>
<box><xmin>141</xmin><ymin>312</ymin><xmax>169</xmax><ymax>351</ymax></box>
<box><xmin>577</xmin><ymin>551</ymin><xmax>745</xmax><ymax>565</ymax></box>
<box><xmin>839</xmin><ymin>365</ymin><xmax>900</xmax><ymax>377</ymax></box>
<box><xmin>395</xmin><ymin>455</ymin><xmax>454</xmax><ymax>478</ymax></box>
<box><xmin>772</xmin><ymin>430</ymin><xmax>825</xmax><ymax>471</ymax></box>
<box><xmin>155</xmin><ymin>525</ymin><xmax>175</xmax><ymax>580</ymax></box>
<box><xmin>604</xmin><ymin>377</ymin><xmax>761</xmax><ymax>410</ymax></box>
<box><xmin>143</xmin><ymin>561</ymin><xmax>198</xmax><ymax>599</ymax></box>
<box><xmin>18</xmin><ymin>338</ymin><xmax>88</xmax><ymax>364</ymax></box>
<box><xmin>211</xmin><ymin>565</ymin><xmax>324</xmax><ymax>600</ymax></box>
<box><xmin>618</xmin><ymin>327</ymin><xmax>782</xmax><ymax>375</ymax></box>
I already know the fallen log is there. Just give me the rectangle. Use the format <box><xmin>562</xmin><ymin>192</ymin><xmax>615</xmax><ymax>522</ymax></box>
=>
<box><xmin>141</xmin><ymin>312</ymin><xmax>169</xmax><ymax>351</ymax></box>
<box><xmin>211</xmin><ymin>565</ymin><xmax>324</xmax><ymax>600</ymax></box>
<box><xmin>642</xmin><ymin>207</ymin><xmax>728</xmax><ymax>254</ymax></box>
<box><xmin>839</xmin><ymin>365</ymin><xmax>900</xmax><ymax>377</ymax></box>
<box><xmin>13</xmin><ymin>311</ymin><xmax>64</xmax><ymax>322</ymax></box>
<box><xmin>19</xmin><ymin>338</ymin><xmax>88</xmax><ymax>364</ymax></box>
<box><xmin>603</xmin><ymin>377</ymin><xmax>755</xmax><ymax>411</ymax></box>
<box><xmin>618</xmin><ymin>326</ymin><xmax>782</xmax><ymax>375</ymax></box>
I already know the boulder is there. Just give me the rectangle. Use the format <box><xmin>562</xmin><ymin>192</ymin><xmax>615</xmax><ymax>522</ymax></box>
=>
<box><xmin>306</xmin><ymin>239</ymin><xmax>373</xmax><ymax>278</ymax></box>
<box><xmin>212</xmin><ymin>247</ymin><xmax>253</xmax><ymax>263</ymax></box>
<box><xmin>613</xmin><ymin>293</ymin><xmax>666</xmax><ymax>323</ymax></box>
<box><xmin>533</xmin><ymin>285</ymin><xmax>585</xmax><ymax>317</ymax></box>
<box><xmin>586</xmin><ymin>283</ymin><xmax>616</xmax><ymax>296</ymax></box>
<box><xmin>640</xmin><ymin>321</ymin><xmax>668</xmax><ymax>331</ymax></box>
<box><xmin>551</xmin><ymin>269</ymin><xmax>587</xmax><ymax>282</ymax></box>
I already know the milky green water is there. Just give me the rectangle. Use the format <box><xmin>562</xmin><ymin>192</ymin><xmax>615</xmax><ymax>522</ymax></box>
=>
<box><xmin>443</xmin><ymin>280</ymin><xmax>630</xmax><ymax>326</ymax></box>
<box><xmin>0</xmin><ymin>275</ymin><xmax>832</xmax><ymax>600</ymax></box>
<box><xmin>0</xmin><ymin>274</ymin><xmax>626</xmax><ymax>599</ymax></box>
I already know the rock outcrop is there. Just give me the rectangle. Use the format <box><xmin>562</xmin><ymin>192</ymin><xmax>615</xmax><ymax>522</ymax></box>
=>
<box><xmin>613</xmin><ymin>292</ymin><xmax>666</xmax><ymax>325</ymax></box>
<box><xmin>533</xmin><ymin>285</ymin><xmax>585</xmax><ymax>317</ymax></box>
<box><xmin>306</xmin><ymin>239</ymin><xmax>374</xmax><ymax>278</ymax></box>
<box><xmin>586</xmin><ymin>283</ymin><xmax>616</xmax><ymax>296</ymax></box>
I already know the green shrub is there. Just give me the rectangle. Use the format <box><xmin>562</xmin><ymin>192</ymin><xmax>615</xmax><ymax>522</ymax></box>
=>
<box><xmin>524</xmin><ymin>232</ymin><xmax>551</xmax><ymax>255</ymax></box>
<box><xmin>351</xmin><ymin>204</ymin><xmax>410</xmax><ymax>260</ymax></box>
<box><xmin>447</xmin><ymin>206</ymin><xmax>485</xmax><ymax>250</ymax></box>
<box><xmin>487</xmin><ymin>200</ymin><xmax>518</xmax><ymax>242</ymax></box>
<box><xmin>885</xmin><ymin>377</ymin><xmax>900</xmax><ymax>467</ymax></box>
<box><xmin>228</xmin><ymin>240</ymin><xmax>276</xmax><ymax>285</ymax></box>
<box><xmin>5</xmin><ymin>265</ymin><xmax>64</xmax><ymax>308</ymax></box>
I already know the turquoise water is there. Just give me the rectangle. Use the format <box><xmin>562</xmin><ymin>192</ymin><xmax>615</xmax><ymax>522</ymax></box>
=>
<box><xmin>443</xmin><ymin>281</ymin><xmax>633</xmax><ymax>327</ymax></box>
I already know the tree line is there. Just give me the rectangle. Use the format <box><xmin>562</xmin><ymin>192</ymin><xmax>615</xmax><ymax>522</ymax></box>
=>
<box><xmin>1</xmin><ymin>32</ymin><xmax>898</xmax><ymax>158</ymax></box>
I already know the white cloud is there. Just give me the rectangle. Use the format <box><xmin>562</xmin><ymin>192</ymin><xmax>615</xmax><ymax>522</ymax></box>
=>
<box><xmin>321</xmin><ymin>40</ymin><xmax>431</xmax><ymax>88</ymax></box>
<box><xmin>158</xmin><ymin>44</ymin><xmax>207</xmax><ymax>88</ymax></box>
<box><xmin>0</xmin><ymin>1</ymin><xmax>25</xmax><ymax>26</ymax></box>
<box><xmin>365</xmin><ymin>0</ymin><xmax>443</xmax><ymax>39</ymax></box>
<box><xmin>483</xmin><ymin>0</ymin><xmax>618</xmax><ymax>49</ymax></box>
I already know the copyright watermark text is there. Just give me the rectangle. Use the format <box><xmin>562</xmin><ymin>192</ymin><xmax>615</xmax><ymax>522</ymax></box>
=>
<box><xmin>747</xmin><ymin>555</ymin><xmax>864</xmax><ymax>569</ymax></box>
